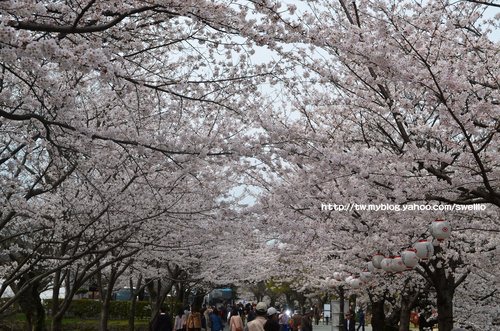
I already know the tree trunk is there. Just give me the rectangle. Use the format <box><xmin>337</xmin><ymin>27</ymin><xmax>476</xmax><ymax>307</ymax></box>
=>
<box><xmin>51</xmin><ymin>269</ymin><xmax>87</xmax><ymax>331</ymax></box>
<box><xmin>435</xmin><ymin>277</ymin><xmax>454</xmax><ymax>331</ymax></box>
<box><xmin>100</xmin><ymin>292</ymin><xmax>112</xmax><ymax>331</ymax></box>
<box><xmin>192</xmin><ymin>289</ymin><xmax>206</xmax><ymax>312</ymax></box>
<box><xmin>51</xmin><ymin>313</ymin><xmax>63</xmax><ymax>331</ymax></box>
<box><xmin>33</xmin><ymin>293</ymin><xmax>47</xmax><ymax>331</ymax></box>
<box><xmin>338</xmin><ymin>286</ymin><xmax>345</xmax><ymax>331</ymax></box>
<box><xmin>100</xmin><ymin>266</ymin><xmax>119</xmax><ymax>331</ymax></box>
<box><xmin>51</xmin><ymin>270</ymin><xmax>74</xmax><ymax>331</ymax></box>
<box><xmin>370</xmin><ymin>299</ymin><xmax>385</xmax><ymax>331</ymax></box>
<box><xmin>51</xmin><ymin>269</ymin><xmax>62</xmax><ymax>331</ymax></box>
<box><xmin>398</xmin><ymin>284</ymin><xmax>424</xmax><ymax>331</ymax></box>
<box><xmin>129</xmin><ymin>276</ymin><xmax>143</xmax><ymax>331</ymax></box>
<box><xmin>424</xmin><ymin>245</ymin><xmax>458</xmax><ymax>331</ymax></box>
<box><xmin>147</xmin><ymin>278</ymin><xmax>160</xmax><ymax>320</ymax></box>
<box><xmin>398</xmin><ymin>301</ymin><xmax>411</xmax><ymax>331</ymax></box>
<box><xmin>15</xmin><ymin>275</ymin><xmax>47</xmax><ymax>331</ymax></box>
<box><xmin>285</xmin><ymin>293</ymin><xmax>292</xmax><ymax>306</ymax></box>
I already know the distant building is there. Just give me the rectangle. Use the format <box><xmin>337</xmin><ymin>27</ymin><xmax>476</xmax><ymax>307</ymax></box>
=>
<box><xmin>204</xmin><ymin>288</ymin><xmax>234</xmax><ymax>306</ymax></box>
<box><xmin>113</xmin><ymin>287</ymin><xmax>149</xmax><ymax>301</ymax></box>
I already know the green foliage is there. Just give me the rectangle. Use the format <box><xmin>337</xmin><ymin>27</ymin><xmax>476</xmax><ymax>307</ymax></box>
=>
<box><xmin>0</xmin><ymin>314</ymin><xmax>151</xmax><ymax>331</ymax></box>
<box><xmin>43</xmin><ymin>299</ymin><xmax>151</xmax><ymax>320</ymax></box>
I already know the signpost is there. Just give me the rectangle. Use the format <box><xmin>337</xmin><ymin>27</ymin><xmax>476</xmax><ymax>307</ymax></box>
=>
<box><xmin>323</xmin><ymin>304</ymin><xmax>330</xmax><ymax>325</ymax></box>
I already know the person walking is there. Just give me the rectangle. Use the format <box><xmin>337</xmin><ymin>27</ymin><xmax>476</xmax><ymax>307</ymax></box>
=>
<box><xmin>210</xmin><ymin>308</ymin><xmax>224</xmax><ymax>331</ymax></box>
<box><xmin>203</xmin><ymin>306</ymin><xmax>212</xmax><ymax>331</ymax></box>
<box><xmin>356</xmin><ymin>309</ymin><xmax>365</xmax><ymax>331</ymax></box>
<box><xmin>175</xmin><ymin>308</ymin><xmax>187</xmax><ymax>331</ymax></box>
<box><xmin>264</xmin><ymin>307</ymin><xmax>280</xmax><ymax>331</ymax></box>
<box><xmin>229</xmin><ymin>308</ymin><xmax>244</xmax><ymax>331</ymax></box>
<box><xmin>153</xmin><ymin>307</ymin><xmax>172</xmax><ymax>331</ymax></box>
<box><xmin>344</xmin><ymin>312</ymin><xmax>355</xmax><ymax>331</ymax></box>
<box><xmin>247</xmin><ymin>302</ymin><xmax>268</xmax><ymax>331</ymax></box>
<box><xmin>278</xmin><ymin>310</ymin><xmax>289</xmax><ymax>331</ymax></box>
<box><xmin>187</xmin><ymin>307</ymin><xmax>202</xmax><ymax>331</ymax></box>
<box><xmin>290</xmin><ymin>311</ymin><xmax>301</xmax><ymax>331</ymax></box>
<box><xmin>301</xmin><ymin>311</ymin><xmax>313</xmax><ymax>331</ymax></box>
<box><xmin>247</xmin><ymin>305</ymin><xmax>257</xmax><ymax>323</ymax></box>
<box><xmin>313</xmin><ymin>306</ymin><xmax>320</xmax><ymax>326</ymax></box>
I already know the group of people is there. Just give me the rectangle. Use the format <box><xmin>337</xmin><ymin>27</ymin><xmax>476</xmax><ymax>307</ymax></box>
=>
<box><xmin>246</xmin><ymin>302</ymin><xmax>313</xmax><ymax>331</ymax></box>
<box><xmin>151</xmin><ymin>302</ymin><xmax>316</xmax><ymax>331</ymax></box>
<box><xmin>151</xmin><ymin>306</ymin><xmax>205</xmax><ymax>331</ymax></box>
<box><xmin>151</xmin><ymin>303</ymin><xmax>248</xmax><ymax>331</ymax></box>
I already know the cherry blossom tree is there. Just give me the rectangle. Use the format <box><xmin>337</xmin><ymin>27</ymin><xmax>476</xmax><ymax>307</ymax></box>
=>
<box><xmin>0</xmin><ymin>1</ymin><xmax>276</xmax><ymax>330</ymax></box>
<box><xmin>241</xmin><ymin>1</ymin><xmax>499</xmax><ymax>330</ymax></box>
<box><xmin>1</xmin><ymin>1</ymin><xmax>499</xmax><ymax>331</ymax></box>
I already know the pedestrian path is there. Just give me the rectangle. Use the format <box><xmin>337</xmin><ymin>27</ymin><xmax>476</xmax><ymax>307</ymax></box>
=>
<box><xmin>311</xmin><ymin>322</ymin><xmax>372</xmax><ymax>331</ymax></box>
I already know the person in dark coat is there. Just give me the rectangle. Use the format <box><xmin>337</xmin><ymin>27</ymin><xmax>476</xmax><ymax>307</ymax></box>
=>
<box><xmin>153</xmin><ymin>307</ymin><xmax>173</xmax><ymax>331</ymax></box>
<box><xmin>344</xmin><ymin>313</ymin><xmax>355</xmax><ymax>331</ymax></box>
<box><xmin>300</xmin><ymin>311</ymin><xmax>313</xmax><ymax>331</ymax></box>
<box><xmin>264</xmin><ymin>307</ymin><xmax>280</xmax><ymax>331</ymax></box>
<box><xmin>356</xmin><ymin>309</ymin><xmax>365</xmax><ymax>331</ymax></box>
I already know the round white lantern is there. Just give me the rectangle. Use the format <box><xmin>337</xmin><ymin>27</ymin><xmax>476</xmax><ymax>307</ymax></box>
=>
<box><xmin>430</xmin><ymin>219</ymin><xmax>451</xmax><ymax>242</ymax></box>
<box><xmin>380</xmin><ymin>257</ymin><xmax>393</xmax><ymax>272</ymax></box>
<box><xmin>367</xmin><ymin>261</ymin><xmax>376</xmax><ymax>272</ymax></box>
<box><xmin>350</xmin><ymin>277</ymin><xmax>362</xmax><ymax>289</ymax></box>
<box><xmin>372</xmin><ymin>254</ymin><xmax>384</xmax><ymax>269</ymax></box>
<box><xmin>414</xmin><ymin>239</ymin><xmax>434</xmax><ymax>260</ymax></box>
<box><xmin>401</xmin><ymin>248</ymin><xmax>419</xmax><ymax>269</ymax></box>
<box><xmin>333</xmin><ymin>272</ymin><xmax>343</xmax><ymax>281</ymax></box>
<box><xmin>328</xmin><ymin>278</ymin><xmax>337</xmax><ymax>288</ymax></box>
<box><xmin>391</xmin><ymin>256</ymin><xmax>407</xmax><ymax>273</ymax></box>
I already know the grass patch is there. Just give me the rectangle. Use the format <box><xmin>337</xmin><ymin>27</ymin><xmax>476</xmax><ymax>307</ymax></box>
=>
<box><xmin>0</xmin><ymin>314</ymin><xmax>151</xmax><ymax>331</ymax></box>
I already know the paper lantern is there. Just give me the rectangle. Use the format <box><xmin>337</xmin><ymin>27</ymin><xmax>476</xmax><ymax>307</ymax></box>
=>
<box><xmin>414</xmin><ymin>239</ymin><xmax>434</xmax><ymax>260</ymax></box>
<box><xmin>372</xmin><ymin>253</ymin><xmax>384</xmax><ymax>269</ymax></box>
<box><xmin>328</xmin><ymin>278</ymin><xmax>337</xmax><ymax>288</ymax></box>
<box><xmin>430</xmin><ymin>219</ymin><xmax>451</xmax><ymax>242</ymax></box>
<box><xmin>333</xmin><ymin>272</ymin><xmax>343</xmax><ymax>281</ymax></box>
<box><xmin>401</xmin><ymin>248</ymin><xmax>419</xmax><ymax>269</ymax></box>
<box><xmin>391</xmin><ymin>256</ymin><xmax>407</xmax><ymax>273</ymax></box>
<box><xmin>350</xmin><ymin>277</ymin><xmax>362</xmax><ymax>289</ymax></box>
<box><xmin>380</xmin><ymin>258</ymin><xmax>393</xmax><ymax>272</ymax></box>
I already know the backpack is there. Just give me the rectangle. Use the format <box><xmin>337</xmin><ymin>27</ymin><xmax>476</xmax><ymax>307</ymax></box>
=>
<box><xmin>187</xmin><ymin>313</ymin><xmax>202</xmax><ymax>329</ymax></box>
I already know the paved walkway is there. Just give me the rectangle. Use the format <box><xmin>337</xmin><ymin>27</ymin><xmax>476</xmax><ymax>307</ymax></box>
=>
<box><xmin>311</xmin><ymin>322</ymin><xmax>372</xmax><ymax>331</ymax></box>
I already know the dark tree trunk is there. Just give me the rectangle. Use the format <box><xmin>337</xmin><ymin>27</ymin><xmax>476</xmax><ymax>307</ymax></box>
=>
<box><xmin>338</xmin><ymin>286</ymin><xmax>345</xmax><ymax>331</ymax></box>
<box><xmin>129</xmin><ymin>276</ymin><xmax>143</xmax><ymax>331</ymax></box>
<box><xmin>398</xmin><ymin>301</ymin><xmax>411</xmax><ymax>331</ymax></box>
<box><xmin>191</xmin><ymin>289</ymin><xmax>206</xmax><ymax>312</ymax></box>
<box><xmin>422</xmin><ymin>245</ymin><xmax>465</xmax><ymax>331</ymax></box>
<box><xmin>370</xmin><ymin>299</ymin><xmax>385</xmax><ymax>331</ymax></box>
<box><xmin>15</xmin><ymin>274</ymin><xmax>47</xmax><ymax>331</ymax></box>
<box><xmin>398</xmin><ymin>284</ymin><xmax>425</xmax><ymax>331</ymax></box>
<box><xmin>98</xmin><ymin>266</ymin><xmax>116</xmax><ymax>331</ymax></box>
<box><xmin>285</xmin><ymin>293</ymin><xmax>292</xmax><ymax>306</ymax></box>
<box><xmin>435</xmin><ymin>274</ymin><xmax>454</xmax><ymax>331</ymax></box>
<box><xmin>147</xmin><ymin>278</ymin><xmax>160</xmax><ymax>320</ymax></box>
<box><xmin>50</xmin><ymin>269</ymin><xmax>63</xmax><ymax>331</ymax></box>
